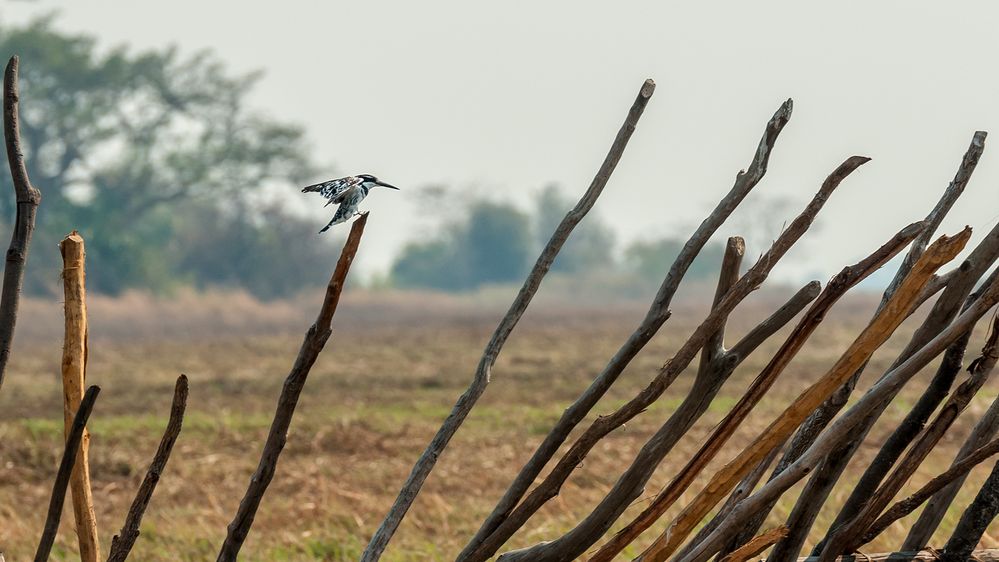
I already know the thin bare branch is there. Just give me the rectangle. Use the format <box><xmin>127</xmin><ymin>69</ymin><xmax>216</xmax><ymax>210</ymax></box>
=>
<box><xmin>904</xmin><ymin>373</ymin><xmax>999</xmax><ymax>549</ymax></box>
<box><xmin>107</xmin><ymin>375</ymin><xmax>189</xmax><ymax>562</ymax></box>
<box><xmin>940</xmin><ymin>458</ymin><xmax>999</xmax><ymax>562</ymax></box>
<box><xmin>857</xmin><ymin>435</ymin><xmax>999</xmax><ymax>550</ymax></box>
<box><xmin>0</xmin><ymin>55</ymin><xmax>42</xmax><ymax>393</ymax></box>
<box><xmin>217</xmin><ymin>214</ymin><xmax>368</xmax><ymax>562</ymax></box>
<box><xmin>35</xmin><ymin>385</ymin><xmax>100</xmax><ymax>562</ymax></box>
<box><xmin>361</xmin><ymin>79</ymin><xmax>656</xmax><ymax>562</ymax></box>
<box><xmin>457</xmin><ymin>97</ymin><xmax>791</xmax><ymax>562</ymax></box>
<box><xmin>496</xmin><ymin>157</ymin><xmax>871</xmax><ymax>562</ymax></box>
<box><xmin>589</xmin><ymin>220</ymin><xmax>925</xmax><ymax>562</ymax></box>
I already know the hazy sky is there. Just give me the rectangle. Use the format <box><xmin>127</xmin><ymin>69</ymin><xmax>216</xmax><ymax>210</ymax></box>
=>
<box><xmin>4</xmin><ymin>1</ymin><xmax>999</xmax><ymax>282</ymax></box>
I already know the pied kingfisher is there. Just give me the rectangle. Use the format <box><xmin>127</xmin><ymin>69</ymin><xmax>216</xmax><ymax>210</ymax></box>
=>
<box><xmin>301</xmin><ymin>174</ymin><xmax>400</xmax><ymax>232</ymax></box>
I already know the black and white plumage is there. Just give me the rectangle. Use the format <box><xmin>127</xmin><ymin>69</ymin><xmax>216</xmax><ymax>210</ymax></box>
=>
<box><xmin>301</xmin><ymin>174</ymin><xmax>400</xmax><ymax>233</ymax></box>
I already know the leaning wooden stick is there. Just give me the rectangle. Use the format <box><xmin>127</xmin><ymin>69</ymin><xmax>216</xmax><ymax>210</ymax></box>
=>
<box><xmin>60</xmin><ymin>231</ymin><xmax>99</xmax><ymax>562</ymax></box>
<box><xmin>107</xmin><ymin>374</ymin><xmax>189</xmax><ymax>562</ymax></box>
<box><xmin>643</xmin><ymin>229</ymin><xmax>969</xmax><ymax>562</ymax></box>
<box><xmin>368</xmin><ymin>79</ymin><xmax>657</xmax><ymax>562</ymax></box>
<box><xmin>0</xmin><ymin>55</ymin><xmax>42</xmax><ymax>393</ymax></box>
<box><xmin>216</xmin><ymin>213</ymin><xmax>368</xmax><ymax>562</ymax></box>
<box><xmin>822</xmin><ymin>313</ymin><xmax>999</xmax><ymax>559</ymax></box>
<box><xmin>460</xmin><ymin>98</ymin><xmax>793</xmax><ymax>562</ymax></box>
<box><xmin>587</xmin><ymin>220</ymin><xmax>925</xmax><ymax>562</ymax></box>
<box><xmin>35</xmin><ymin>385</ymin><xmax>100</xmax><ymax>562</ymax></box>
<box><xmin>856</xmin><ymin>434</ymin><xmax>999</xmax><ymax>550</ymax></box>
<box><xmin>676</xmin><ymin>233</ymin><xmax>999</xmax><ymax>562</ymax></box>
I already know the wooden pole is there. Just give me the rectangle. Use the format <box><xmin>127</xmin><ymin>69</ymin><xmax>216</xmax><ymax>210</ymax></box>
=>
<box><xmin>60</xmin><ymin>231</ymin><xmax>99</xmax><ymax>562</ymax></box>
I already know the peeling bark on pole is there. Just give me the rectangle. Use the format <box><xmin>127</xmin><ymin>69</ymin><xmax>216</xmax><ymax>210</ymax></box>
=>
<box><xmin>59</xmin><ymin>231</ymin><xmax>99</xmax><ymax>562</ymax></box>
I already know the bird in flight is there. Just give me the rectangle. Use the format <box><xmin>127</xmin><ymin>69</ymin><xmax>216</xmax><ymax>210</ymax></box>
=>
<box><xmin>302</xmin><ymin>174</ymin><xmax>400</xmax><ymax>232</ymax></box>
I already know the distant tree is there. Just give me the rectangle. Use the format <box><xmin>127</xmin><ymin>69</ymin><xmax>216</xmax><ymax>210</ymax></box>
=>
<box><xmin>462</xmin><ymin>201</ymin><xmax>532</xmax><ymax>286</ymax></box>
<box><xmin>534</xmin><ymin>184</ymin><xmax>616</xmax><ymax>273</ymax></box>
<box><xmin>0</xmin><ymin>17</ymin><xmax>328</xmax><ymax>296</ymax></box>
<box><xmin>624</xmin><ymin>237</ymin><xmax>726</xmax><ymax>284</ymax></box>
<box><xmin>391</xmin><ymin>198</ymin><xmax>532</xmax><ymax>290</ymax></box>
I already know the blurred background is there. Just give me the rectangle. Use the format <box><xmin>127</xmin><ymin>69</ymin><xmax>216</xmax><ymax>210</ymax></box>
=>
<box><xmin>2</xmin><ymin>3</ymin><xmax>999</xmax><ymax>561</ymax></box>
<box><xmin>0</xmin><ymin>1</ymin><xmax>996</xmax><ymax>304</ymax></box>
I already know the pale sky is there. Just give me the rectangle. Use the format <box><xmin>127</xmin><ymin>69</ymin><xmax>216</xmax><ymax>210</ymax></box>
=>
<box><xmin>3</xmin><ymin>1</ymin><xmax>998</xmax><ymax>283</ymax></box>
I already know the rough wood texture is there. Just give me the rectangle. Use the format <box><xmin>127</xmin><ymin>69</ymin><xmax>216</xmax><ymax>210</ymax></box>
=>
<box><xmin>217</xmin><ymin>214</ymin><xmax>368</xmax><ymax>562</ymax></box>
<box><xmin>59</xmin><ymin>231</ymin><xmax>99</xmax><ymax>562</ymax></box>
<box><xmin>35</xmin><ymin>385</ymin><xmax>100</xmax><ymax>562</ymax></box>
<box><xmin>823</xmin><ymin>314</ymin><xmax>999</xmax><ymax>558</ymax></box>
<box><xmin>646</xmin><ymin>229</ymin><xmax>970</xmax><ymax>562</ymax></box>
<box><xmin>810</xmin><ymin>229</ymin><xmax>999</xmax><ymax>560</ymax></box>
<box><xmin>769</xmin><ymin>131</ymin><xmax>988</xmax><ymax>561</ymax></box>
<box><xmin>588</xmin><ymin>220</ymin><xmax>925</xmax><ymax>562</ymax></box>
<box><xmin>718</xmin><ymin>527</ymin><xmax>788</xmax><ymax>562</ymax></box>
<box><xmin>675</xmin><ymin>230</ymin><xmax>999</xmax><ymax>562</ymax></box>
<box><xmin>497</xmin><ymin>157</ymin><xmax>871</xmax><ymax>562</ymax></box>
<box><xmin>107</xmin><ymin>375</ymin><xmax>189</xmax><ymax>562</ymax></box>
<box><xmin>904</xmin><ymin>371</ymin><xmax>999</xmax><ymax>549</ymax></box>
<box><xmin>793</xmin><ymin>549</ymin><xmax>999</xmax><ymax>562</ymax></box>
<box><xmin>939</xmin><ymin>461</ymin><xmax>999</xmax><ymax>562</ymax></box>
<box><xmin>365</xmin><ymin>79</ymin><xmax>657</xmax><ymax>562</ymax></box>
<box><xmin>0</xmin><ymin>55</ymin><xmax>41</xmax><ymax>393</ymax></box>
<box><xmin>457</xmin><ymin>97</ymin><xmax>790</xmax><ymax>562</ymax></box>
<box><xmin>857</xmin><ymin>435</ymin><xmax>999</xmax><ymax>550</ymax></box>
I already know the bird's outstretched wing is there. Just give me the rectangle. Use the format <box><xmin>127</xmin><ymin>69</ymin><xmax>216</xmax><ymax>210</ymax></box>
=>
<box><xmin>302</xmin><ymin>176</ymin><xmax>362</xmax><ymax>204</ymax></box>
<box><xmin>319</xmin><ymin>186</ymin><xmax>365</xmax><ymax>233</ymax></box>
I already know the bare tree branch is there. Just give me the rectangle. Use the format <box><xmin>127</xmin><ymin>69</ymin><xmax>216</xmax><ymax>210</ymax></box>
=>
<box><xmin>216</xmin><ymin>214</ymin><xmax>368</xmax><ymax>562</ymax></box>
<box><xmin>674</xmin><ymin>231</ymin><xmax>999</xmax><ymax>562</ymax></box>
<box><xmin>822</xmin><ymin>314</ymin><xmax>999</xmax><ymax>558</ymax></box>
<box><xmin>903</xmin><ymin>374</ymin><xmax>999</xmax><ymax>549</ymax></box>
<box><xmin>0</xmin><ymin>55</ymin><xmax>42</xmax><ymax>393</ymax></box>
<box><xmin>857</xmin><ymin>435</ymin><xmax>999</xmax><ymax>550</ymax></box>
<box><xmin>764</xmin><ymin>131</ymin><xmax>988</xmax><ymax>561</ymax></box>
<box><xmin>589</xmin><ymin>220</ymin><xmax>925</xmax><ymax>562</ymax></box>
<box><xmin>359</xmin><ymin>79</ymin><xmax>657</xmax><ymax>562</ymax></box>
<box><xmin>939</xmin><ymin>458</ymin><xmax>999</xmax><ymax>562</ymax></box>
<box><xmin>107</xmin><ymin>374</ymin><xmax>189</xmax><ymax>562</ymax></box>
<box><xmin>496</xmin><ymin>157</ymin><xmax>871</xmax><ymax>562</ymax></box>
<box><xmin>457</xmin><ymin>98</ymin><xmax>791</xmax><ymax>562</ymax></box>
<box><xmin>35</xmin><ymin>385</ymin><xmax>100</xmax><ymax>562</ymax></box>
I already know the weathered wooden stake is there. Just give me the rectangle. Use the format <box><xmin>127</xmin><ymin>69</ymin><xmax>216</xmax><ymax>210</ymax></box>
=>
<box><xmin>60</xmin><ymin>231</ymin><xmax>99</xmax><ymax>562</ymax></box>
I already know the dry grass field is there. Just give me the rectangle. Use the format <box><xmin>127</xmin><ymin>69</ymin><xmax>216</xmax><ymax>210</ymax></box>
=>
<box><xmin>1</xmin><ymin>288</ymin><xmax>998</xmax><ymax>561</ymax></box>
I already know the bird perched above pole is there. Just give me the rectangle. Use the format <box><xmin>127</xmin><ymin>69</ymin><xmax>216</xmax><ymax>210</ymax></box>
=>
<box><xmin>302</xmin><ymin>174</ymin><xmax>400</xmax><ymax>232</ymax></box>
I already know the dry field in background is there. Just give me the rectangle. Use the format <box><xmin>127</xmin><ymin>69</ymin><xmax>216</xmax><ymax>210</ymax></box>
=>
<box><xmin>1</xmin><ymin>288</ymin><xmax>998</xmax><ymax>561</ymax></box>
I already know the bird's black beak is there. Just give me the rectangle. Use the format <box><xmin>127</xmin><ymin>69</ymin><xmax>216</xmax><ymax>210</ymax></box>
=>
<box><xmin>376</xmin><ymin>180</ymin><xmax>400</xmax><ymax>190</ymax></box>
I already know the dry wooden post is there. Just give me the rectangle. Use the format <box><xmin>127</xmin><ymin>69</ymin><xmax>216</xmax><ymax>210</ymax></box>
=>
<box><xmin>0</xmin><ymin>55</ymin><xmax>42</xmax><ymax>393</ymax></box>
<box><xmin>59</xmin><ymin>231</ymin><xmax>99</xmax><ymax>562</ymax></box>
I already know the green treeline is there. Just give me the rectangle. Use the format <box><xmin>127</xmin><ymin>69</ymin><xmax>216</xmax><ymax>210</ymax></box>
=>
<box><xmin>2</xmin><ymin>18</ymin><xmax>728</xmax><ymax>297</ymax></box>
